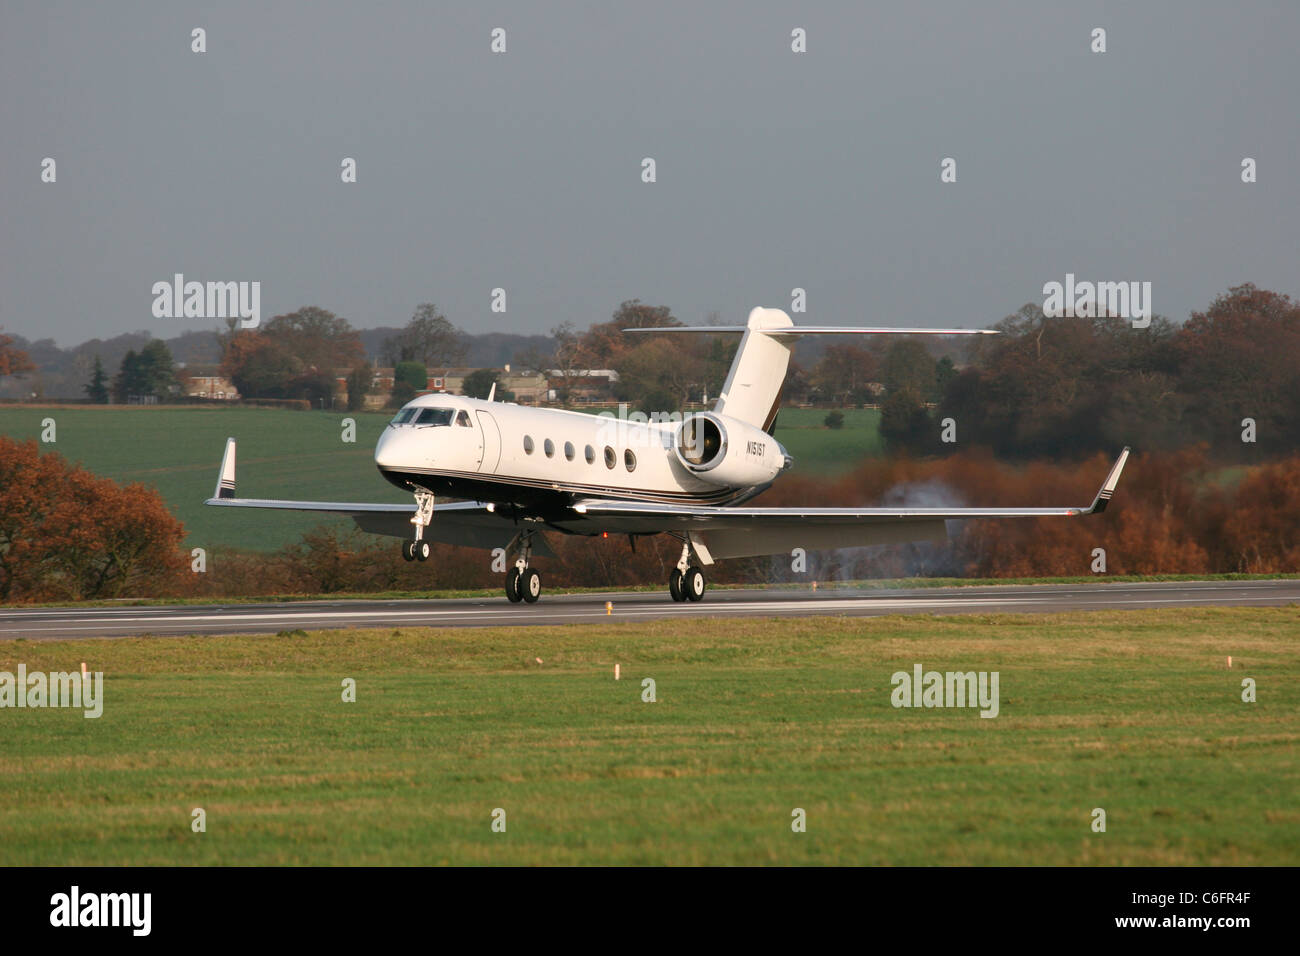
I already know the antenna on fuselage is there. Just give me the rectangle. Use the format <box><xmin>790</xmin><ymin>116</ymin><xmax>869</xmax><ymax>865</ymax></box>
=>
<box><xmin>487</xmin><ymin>382</ymin><xmax>496</xmax><ymax>402</ymax></box>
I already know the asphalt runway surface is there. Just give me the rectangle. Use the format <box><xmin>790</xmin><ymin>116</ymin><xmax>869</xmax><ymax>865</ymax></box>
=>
<box><xmin>2</xmin><ymin>579</ymin><xmax>1297</xmax><ymax>640</ymax></box>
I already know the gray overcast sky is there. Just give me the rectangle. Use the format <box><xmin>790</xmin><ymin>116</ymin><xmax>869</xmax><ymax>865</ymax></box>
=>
<box><xmin>2</xmin><ymin>0</ymin><xmax>1297</xmax><ymax>345</ymax></box>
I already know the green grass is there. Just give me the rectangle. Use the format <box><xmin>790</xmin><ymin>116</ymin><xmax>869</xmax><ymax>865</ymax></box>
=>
<box><xmin>0</xmin><ymin>405</ymin><xmax>884</xmax><ymax>552</ymax></box>
<box><xmin>772</xmin><ymin>406</ymin><xmax>884</xmax><ymax>475</ymax></box>
<box><xmin>2</xmin><ymin>607</ymin><xmax>1296</xmax><ymax>865</ymax></box>
<box><xmin>0</xmin><ymin>406</ymin><xmax>405</xmax><ymax>551</ymax></box>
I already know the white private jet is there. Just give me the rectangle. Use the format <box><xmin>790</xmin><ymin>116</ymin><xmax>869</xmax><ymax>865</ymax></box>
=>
<box><xmin>207</xmin><ymin>307</ymin><xmax>1129</xmax><ymax>603</ymax></box>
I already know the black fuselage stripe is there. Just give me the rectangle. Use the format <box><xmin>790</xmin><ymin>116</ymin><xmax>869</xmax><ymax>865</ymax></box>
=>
<box><xmin>380</xmin><ymin>465</ymin><xmax>746</xmax><ymax>505</ymax></box>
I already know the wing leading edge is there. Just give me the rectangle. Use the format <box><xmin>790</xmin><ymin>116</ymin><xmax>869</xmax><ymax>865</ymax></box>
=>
<box><xmin>557</xmin><ymin>448</ymin><xmax>1131</xmax><ymax>561</ymax></box>
<box><xmin>202</xmin><ymin>438</ymin><xmax>556</xmax><ymax>555</ymax></box>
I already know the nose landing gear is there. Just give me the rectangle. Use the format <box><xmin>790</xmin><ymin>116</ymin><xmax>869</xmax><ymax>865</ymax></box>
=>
<box><xmin>400</xmin><ymin>490</ymin><xmax>437</xmax><ymax>561</ymax></box>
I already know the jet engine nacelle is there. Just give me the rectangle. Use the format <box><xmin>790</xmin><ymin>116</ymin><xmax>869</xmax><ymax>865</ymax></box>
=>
<box><xmin>674</xmin><ymin>412</ymin><xmax>789</xmax><ymax>487</ymax></box>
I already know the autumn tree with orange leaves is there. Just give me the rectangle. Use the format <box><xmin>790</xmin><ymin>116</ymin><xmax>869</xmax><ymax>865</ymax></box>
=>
<box><xmin>0</xmin><ymin>328</ymin><xmax>35</xmax><ymax>378</ymax></box>
<box><xmin>0</xmin><ymin>437</ymin><xmax>188</xmax><ymax>601</ymax></box>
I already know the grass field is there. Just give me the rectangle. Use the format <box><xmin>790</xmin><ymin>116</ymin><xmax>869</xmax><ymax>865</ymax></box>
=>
<box><xmin>0</xmin><ymin>406</ymin><xmax>405</xmax><ymax>552</ymax></box>
<box><xmin>2</xmin><ymin>606</ymin><xmax>1296</xmax><ymax>865</ymax></box>
<box><xmin>772</xmin><ymin>406</ymin><xmax>883</xmax><ymax>474</ymax></box>
<box><xmin>0</xmin><ymin>405</ymin><xmax>881</xmax><ymax>552</ymax></box>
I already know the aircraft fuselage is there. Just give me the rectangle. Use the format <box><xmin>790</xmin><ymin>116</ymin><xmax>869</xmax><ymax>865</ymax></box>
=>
<box><xmin>373</xmin><ymin>393</ymin><xmax>788</xmax><ymax>512</ymax></box>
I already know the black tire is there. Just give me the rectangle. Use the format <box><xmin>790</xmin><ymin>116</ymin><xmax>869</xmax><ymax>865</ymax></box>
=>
<box><xmin>505</xmin><ymin>567</ymin><xmax>523</xmax><ymax>603</ymax></box>
<box><xmin>684</xmin><ymin>566</ymin><xmax>706</xmax><ymax>602</ymax></box>
<box><xmin>521</xmin><ymin>568</ymin><xmax>541</xmax><ymax>603</ymax></box>
<box><xmin>401</xmin><ymin>540</ymin><xmax>416</xmax><ymax>562</ymax></box>
<box><xmin>668</xmin><ymin>568</ymin><xmax>686</xmax><ymax>602</ymax></box>
<box><xmin>415</xmin><ymin>540</ymin><xmax>431</xmax><ymax>562</ymax></box>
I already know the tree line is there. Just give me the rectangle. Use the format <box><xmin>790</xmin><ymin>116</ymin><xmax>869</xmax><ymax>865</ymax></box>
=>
<box><xmin>6</xmin><ymin>284</ymin><xmax>1296</xmax><ymax>467</ymax></box>
<box><xmin>867</xmin><ymin>284</ymin><xmax>1300</xmax><ymax>460</ymax></box>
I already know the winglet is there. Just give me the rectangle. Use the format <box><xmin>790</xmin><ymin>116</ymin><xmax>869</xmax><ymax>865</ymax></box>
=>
<box><xmin>213</xmin><ymin>438</ymin><xmax>237</xmax><ymax>500</ymax></box>
<box><xmin>1086</xmin><ymin>447</ymin><xmax>1130</xmax><ymax>514</ymax></box>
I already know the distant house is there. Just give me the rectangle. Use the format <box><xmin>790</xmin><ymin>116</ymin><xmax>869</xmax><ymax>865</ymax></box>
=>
<box><xmin>547</xmin><ymin>369</ymin><xmax>620</xmax><ymax>403</ymax></box>
<box><xmin>419</xmin><ymin>367</ymin><xmax>548</xmax><ymax>403</ymax></box>
<box><xmin>501</xmin><ymin>370</ymin><xmax>548</xmax><ymax>404</ymax></box>
<box><xmin>183</xmin><ymin>365</ymin><xmax>239</xmax><ymax>401</ymax></box>
<box><xmin>371</xmin><ymin>367</ymin><xmax>396</xmax><ymax>397</ymax></box>
<box><xmin>424</xmin><ymin>367</ymin><xmax>478</xmax><ymax>396</ymax></box>
<box><xmin>333</xmin><ymin>366</ymin><xmax>395</xmax><ymax>410</ymax></box>
<box><xmin>358</xmin><ymin>366</ymin><xmax>554</xmax><ymax>405</ymax></box>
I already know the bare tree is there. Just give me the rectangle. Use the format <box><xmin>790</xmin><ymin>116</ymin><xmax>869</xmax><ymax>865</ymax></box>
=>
<box><xmin>383</xmin><ymin>304</ymin><xmax>467</xmax><ymax>370</ymax></box>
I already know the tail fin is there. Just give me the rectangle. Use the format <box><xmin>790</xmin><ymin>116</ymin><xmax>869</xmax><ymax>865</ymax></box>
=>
<box><xmin>714</xmin><ymin>308</ymin><xmax>795</xmax><ymax>429</ymax></box>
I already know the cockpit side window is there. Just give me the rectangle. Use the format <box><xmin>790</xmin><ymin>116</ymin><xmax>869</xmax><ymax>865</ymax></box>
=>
<box><xmin>413</xmin><ymin>407</ymin><xmax>455</xmax><ymax>426</ymax></box>
<box><xmin>390</xmin><ymin>408</ymin><xmax>417</xmax><ymax>425</ymax></box>
<box><xmin>456</xmin><ymin>410</ymin><xmax>472</xmax><ymax>427</ymax></box>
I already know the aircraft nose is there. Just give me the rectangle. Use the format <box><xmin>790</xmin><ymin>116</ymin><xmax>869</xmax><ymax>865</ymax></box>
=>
<box><xmin>374</xmin><ymin>427</ymin><xmax>406</xmax><ymax>469</ymax></box>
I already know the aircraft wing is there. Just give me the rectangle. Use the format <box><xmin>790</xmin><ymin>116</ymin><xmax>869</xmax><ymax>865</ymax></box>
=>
<box><xmin>203</xmin><ymin>438</ymin><xmax>555</xmax><ymax>555</ymax></box>
<box><xmin>557</xmin><ymin>448</ymin><xmax>1130</xmax><ymax>561</ymax></box>
<box><xmin>205</xmin><ymin>434</ymin><xmax>1127</xmax><ymax>564</ymax></box>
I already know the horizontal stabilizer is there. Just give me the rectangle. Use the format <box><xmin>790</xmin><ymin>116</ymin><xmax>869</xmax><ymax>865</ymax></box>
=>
<box><xmin>627</xmin><ymin>308</ymin><xmax>997</xmax><ymax>428</ymax></box>
<box><xmin>625</xmin><ymin>326</ymin><xmax>998</xmax><ymax>336</ymax></box>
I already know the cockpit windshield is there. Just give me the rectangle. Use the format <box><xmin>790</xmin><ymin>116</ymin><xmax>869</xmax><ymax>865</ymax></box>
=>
<box><xmin>390</xmin><ymin>407</ymin><xmax>456</xmax><ymax>426</ymax></box>
<box><xmin>413</xmin><ymin>407</ymin><xmax>456</xmax><ymax>426</ymax></box>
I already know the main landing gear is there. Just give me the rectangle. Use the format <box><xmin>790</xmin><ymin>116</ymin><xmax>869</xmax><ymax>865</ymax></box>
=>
<box><xmin>668</xmin><ymin>539</ymin><xmax>706</xmax><ymax>603</ymax></box>
<box><xmin>504</xmin><ymin>530</ymin><xmax>541</xmax><ymax>604</ymax></box>
<box><xmin>401</xmin><ymin>539</ymin><xmax>431</xmax><ymax>561</ymax></box>
<box><xmin>400</xmin><ymin>490</ymin><xmax>436</xmax><ymax>562</ymax></box>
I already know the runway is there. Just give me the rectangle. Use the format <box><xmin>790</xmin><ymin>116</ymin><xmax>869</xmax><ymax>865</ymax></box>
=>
<box><xmin>1</xmin><ymin>579</ymin><xmax>1297</xmax><ymax>640</ymax></box>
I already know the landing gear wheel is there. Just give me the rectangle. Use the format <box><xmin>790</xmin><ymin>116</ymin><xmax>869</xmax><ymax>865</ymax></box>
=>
<box><xmin>414</xmin><ymin>540</ymin><xmax>431</xmax><ymax>562</ymax></box>
<box><xmin>684</xmin><ymin>566</ymin><xmax>706</xmax><ymax>602</ymax></box>
<box><xmin>505</xmin><ymin>567</ymin><xmax>523</xmax><ymax>603</ymax></box>
<box><xmin>401</xmin><ymin>540</ymin><xmax>417</xmax><ymax>562</ymax></box>
<box><xmin>668</xmin><ymin>568</ymin><xmax>686</xmax><ymax>602</ymax></box>
<box><xmin>521</xmin><ymin>568</ymin><xmax>541</xmax><ymax>604</ymax></box>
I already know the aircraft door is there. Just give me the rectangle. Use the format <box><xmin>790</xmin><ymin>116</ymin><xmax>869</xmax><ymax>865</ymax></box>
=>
<box><xmin>476</xmin><ymin>410</ymin><xmax>501</xmax><ymax>472</ymax></box>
